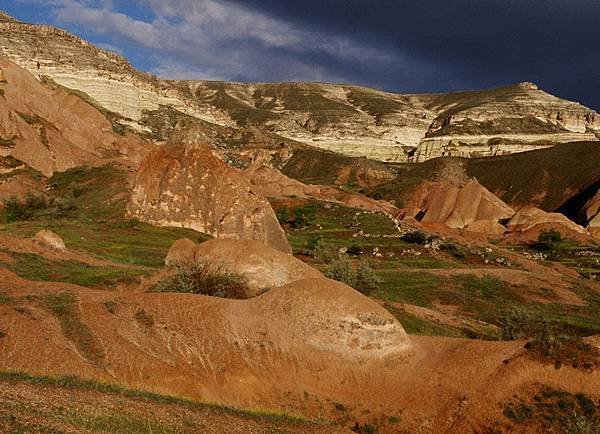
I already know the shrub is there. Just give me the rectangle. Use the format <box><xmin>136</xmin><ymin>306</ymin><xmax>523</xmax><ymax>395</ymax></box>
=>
<box><xmin>275</xmin><ymin>207</ymin><xmax>292</xmax><ymax>225</ymax></box>
<box><xmin>326</xmin><ymin>257</ymin><xmax>379</xmax><ymax>295</ymax></box>
<box><xmin>153</xmin><ymin>262</ymin><xmax>250</xmax><ymax>299</ymax></box>
<box><xmin>532</xmin><ymin>229</ymin><xmax>563</xmax><ymax>251</ymax></box>
<box><xmin>2</xmin><ymin>193</ymin><xmax>47</xmax><ymax>221</ymax></box>
<box><xmin>1</xmin><ymin>192</ymin><xmax>78</xmax><ymax>222</ymax></box>
<box><xmin>291</xmin><ymin>205</ymin><xmax>316</xmax><ymax>229</ymax></box>
<box><xmin>440</xmin><ymin>242</ymin><xmax>466</xmax><ymax>259</ymax></box>
<box><xmin>401</xmin><ymin>230</ymin><xmax>428</xmax><ymax>245</ymax></box>
<box><xmin>347</xmin><ymin>244</ymin><xmax>364</xmax><ymax>256</ymax></box>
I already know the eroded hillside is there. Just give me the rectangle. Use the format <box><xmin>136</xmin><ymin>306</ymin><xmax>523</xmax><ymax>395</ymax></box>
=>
<box><xmin>1</xmin><ymin>11</ymin><xmax>598</xmax><ymax>163</ymax></box>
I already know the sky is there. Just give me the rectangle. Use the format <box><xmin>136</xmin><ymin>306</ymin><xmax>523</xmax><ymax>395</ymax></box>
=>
<box><xmin>2</xmin><ymin>0</ymin><xmax>599</xmax><ymax>110</ymax></box>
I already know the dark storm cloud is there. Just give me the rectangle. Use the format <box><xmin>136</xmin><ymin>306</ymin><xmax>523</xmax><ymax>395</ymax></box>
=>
<box><xmin>229</xmin><ymin>0</ymin><xmax>600</xmax><ymax>109</ymax></box>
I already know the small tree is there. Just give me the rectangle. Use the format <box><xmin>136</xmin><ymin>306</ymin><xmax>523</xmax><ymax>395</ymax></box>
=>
<box><xmin>532</xmin><ymin>229</ymin><xmax>563</xmax><ymax>251</ymax></box>
<box><xmin>401</xmin><ymin>230</ymin><xmax>428</xmax><ymax>245</ymax></box>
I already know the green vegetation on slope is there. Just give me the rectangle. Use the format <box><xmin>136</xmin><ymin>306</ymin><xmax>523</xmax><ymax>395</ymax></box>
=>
<box><xmin>0</xmin><ymin>165</ymin><xmax>210</xmax><ymax>287</ymax></box>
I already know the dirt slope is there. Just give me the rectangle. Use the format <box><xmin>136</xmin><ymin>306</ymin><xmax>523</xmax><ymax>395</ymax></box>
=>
<box><xmin>0</xmin><ymin>58</ymin><xmax>146</xmax><ymax>176</ymax></box>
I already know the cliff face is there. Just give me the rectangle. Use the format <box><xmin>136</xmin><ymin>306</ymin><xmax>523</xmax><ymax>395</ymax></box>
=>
<box><xmin>1</xmin><ymin>12</ymin><xmax>598</xmax><ymax>163</ymax></box>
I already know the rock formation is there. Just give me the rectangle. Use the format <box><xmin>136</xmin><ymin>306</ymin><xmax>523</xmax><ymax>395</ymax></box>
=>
<box><xmin>581</xmin><ymin>190</ymin><xmax>600</xmax><ymax>237</ymax></box>
<box><xmin>407</xmin><ymin>178</ymin><xmax>515</xmax><ymax>229</ymax></box>
<box><xmin>0</xmin><ymin>58</ymin><xmax>146</xmax><ymax>176</ymax></box>
<box><xmin>246</xmin><ymin>278</ymin><xmax>412</xmax><ymax>358</ymax></box>
<box><xmin>166</xmin><ymin>238</ymin><xmax>324</xmax><ymax>295</ymax></box>
<box><xmin>0</xmin><ymin>12</ymin><xmax>597</xmax><ymax>163</ymax></box>
<box><xmin>127</xmin><ymin>143</ymin><xmax>292</xmax><ymax>253</ymax></box>
<box><xmin>33</xmin><ymin>229</ymin><xmax>66</xmax><ymax>251</ymax></box>
<box><xmin>506</xmin><ymin>206</ymin><xmax>589</xmax><ymax>238</ymax></box>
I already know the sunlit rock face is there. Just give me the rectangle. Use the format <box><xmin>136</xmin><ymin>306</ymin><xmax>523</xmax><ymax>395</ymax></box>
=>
<box><xmin>126</xmin><ymin>143</ymin><xmax>292</xmax><ymax>254</ymax></box>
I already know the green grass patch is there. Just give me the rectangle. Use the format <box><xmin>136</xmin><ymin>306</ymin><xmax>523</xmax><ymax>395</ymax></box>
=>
<box><xmin>383</xmin><ymin>303</ymin><xmax>468</xmax><ymax>338</ymax></box>
<box><xmin>0</xmin><ymin>293</ymin><xmax>14</xmax><ymax>304</ymax></box>
<box><xmin>5</xmin><ymin>251</ymin><xmax>144</xmax><ymax>287</ymax></box>
<box><xmin>42</xmin><ymin>292</ymin><xmax>105</xmax><ymax>365</ymax></box>
<box><xmin>373</xmin><ymin>271</ymin><xmax>446</xmax><ymax>306</ymax></box>
<box><xmin>68</xmin><ymin>411</ymin><xmax>181</xmax><ymax>434</ymax></box>
<box><xmin>3</xmin><ymin>220</ymin><xmax>208</xmax><ymax>268</ymax></box>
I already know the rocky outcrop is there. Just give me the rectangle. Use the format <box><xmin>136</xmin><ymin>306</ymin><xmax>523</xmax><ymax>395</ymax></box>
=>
<box><xmin>127</xmin><ymin>143</ymin><xmax>292</xmax><ymax>253</ymax></box>
<box><xmin>248</xmin><ymin>278</ymin><xmax>412</xmax><ymax>358</ymax></box>
<box><xmin>409</xmin><ymin>179</ymin><xmax>515</xmax><ymax>229</ymax></box>
<box><xmin>0</xmin><ymin>58</ymin><xmax>146</xmax><ymax>175</ymax></box>
<box><xmin>506</xmin><ymin>206</ymin><xmax>589</xmax><ymax>238</ymax></box>
<box><xmin>582</xmin><ymin>189</ymin><xmax>600</xmax><ymax>237</ymax></box>
<box><xmin>166</xmin><ymin>238</ymin><xmax>324</xmax><ymax>295</ymax></box>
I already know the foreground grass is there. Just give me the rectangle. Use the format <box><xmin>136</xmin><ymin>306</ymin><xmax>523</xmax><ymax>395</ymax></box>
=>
<box><xmin>0</xmin><ymin>371</ymin><xmax>312</xmax><ymax>425</ymax></box>
<box><xmin>5</xmin><ymin>250</ymin><xmax>144</xmax><ymax>287</ymax></box>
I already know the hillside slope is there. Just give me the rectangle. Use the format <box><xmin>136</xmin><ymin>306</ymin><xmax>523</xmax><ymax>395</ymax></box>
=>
<box><xmin>373</xmin><ymin>141</ymin><xmax>600</xmax><ymax>212</ymax></box>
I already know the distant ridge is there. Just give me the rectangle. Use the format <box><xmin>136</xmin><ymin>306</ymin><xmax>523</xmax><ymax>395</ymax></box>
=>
<box><xmin>0</xmin><ymin>11</ymin><xmax>598</xmax><ymax>162</ymax></box>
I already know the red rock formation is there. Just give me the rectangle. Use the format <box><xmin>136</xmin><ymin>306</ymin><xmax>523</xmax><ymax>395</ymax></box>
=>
<box><xmin>127</xmin><ymin>143</ymin><xmax>292</xmax><ymax>253</ymax></box>
<box><xmin>583</xmin><ymin>189</ymin><xmax>600</xmax><ymax>237</ymax></box>
<box><xmin>0</xmin><ymin>58</ymin><xmax>146</xmax><ymax>176</ymax></box>
<box><xmin>506</xmin><ymin>206</ymin><xmax>589</xmax><ymax>239</ymax></box>
<box><xmin>410</xmin><ymin>178</ymin><xmax>514</xmax><ymax>229</ymax></box>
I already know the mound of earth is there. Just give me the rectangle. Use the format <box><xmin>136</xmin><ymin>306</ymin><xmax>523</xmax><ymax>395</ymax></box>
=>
<box><xmin>244</xmin><ymin>164</ymin><xmax>395</xmax><ymax>214</ymax></box>
<box><xmin>166</xmin><ymin>238</ymin><xmax>324</xmax><ymax>294</ymax></box>
<box><xmin>506</xmin><ymin>206</ymin><xmax>589</xmax><ymax>240</ymax></box>
<box><xmin>0</xmin><ymin>58</ymin><xmax>146</xmax><ymax>176</ymax></box>
<box><xmin>405</xmin><ymin>178</ymin><xmax>514</xmax><ymax>229</ymax></box>
<box><xmin>127</xmin><ymin>143</ymin><xmax>291</xmax><ymax>253</ymax></box>
<box><xmin>0</xmin><ymin>270</ymin><xmax>411</xmax><ymax>402</ymax></box>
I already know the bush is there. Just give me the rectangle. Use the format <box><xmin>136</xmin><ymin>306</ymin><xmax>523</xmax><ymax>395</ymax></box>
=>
<box><xmin>440</xmin><ymin>242</ymin><xmax>465</xmax><ymax>259</ymax></box>
<box><xmin>152</xmin><ymin>262</ymin><xmax>250</xmax><ymax>299</ymax></box>
<box><xmin>401</xmin><ymin>230</ymin><xmax>428</xmax><ymax>245</ymax></box>
<box><xmin>275</xmin><ymin>207</ymin><xmax>292</xmax><ymax>225</ymax></box>
<box><xmin>291</xmin><ymin>205</ymin><xmax>316</xmax><ymax>229</ymax></box>
<box><xmin>347</xmin><ymin>244</ymin><xmax>364</xmax><ymax>257</ymax></box>
<box><xmin>326</xmin><ymin>257</ymin><xmax>379</xmax><ymax>295</ymax></box>
<box><xmin>1</xmin><ymin>192</ymin><xmax>77</xmax><ymax>222</ymax></box>
<box><xmin>531</xmin><ymin>229</ymin><xmax>563</xmax><ymax>251</ymax></box>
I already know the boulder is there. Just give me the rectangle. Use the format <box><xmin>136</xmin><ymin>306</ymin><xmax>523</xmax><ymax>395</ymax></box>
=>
<box><xmin>33</xmin><ymin>230</ymin><xmax>65</xmax><ymax>251</ymax></box>
<box><xmin>165</xmin><ymin>238</ymin><xmax>198</xmax><ymax>267</ymax></box>
<box><xmin>165</xmin><ymin>238</ymin><xmax>323</xmax><ymax>295</ymax></box>
<box><xmin>127</xmin><ymin>144</ymin><xmax>291</xmax><ymax>254</ymax></box>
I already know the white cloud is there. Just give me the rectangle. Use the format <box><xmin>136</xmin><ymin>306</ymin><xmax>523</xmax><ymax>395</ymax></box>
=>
<box><xmin>32</xmin><ymin>0</ymin><xmax>395</xmax><ymax>82</ymax></box>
